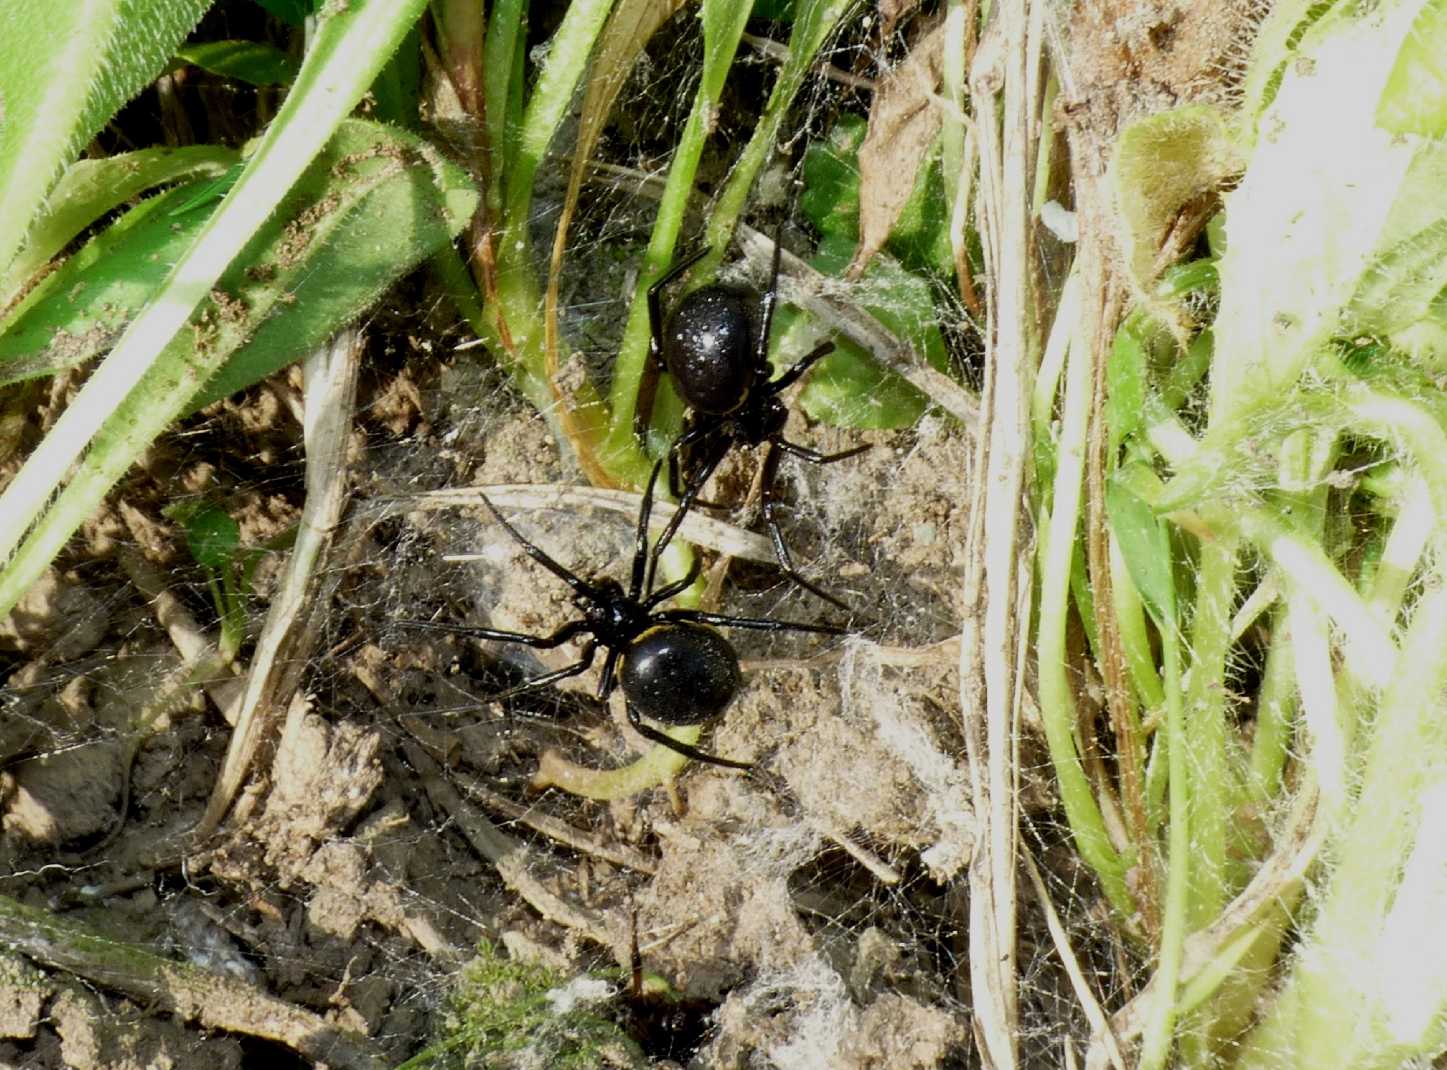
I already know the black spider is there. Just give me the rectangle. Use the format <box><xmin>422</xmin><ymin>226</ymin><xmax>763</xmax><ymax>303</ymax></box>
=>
<box><xmin>639</xmin><ymin>228</ymin><xmax>870</xmax><ymax>611</ymax></box>
<box><xmin>405</xmin><ymin>462</ymin><xmax>849</xmax><ymax>769</ymax></box>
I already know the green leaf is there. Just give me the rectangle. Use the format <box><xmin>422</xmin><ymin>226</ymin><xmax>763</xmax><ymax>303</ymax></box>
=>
<box><xmin>0</xmin><ymin>0</ymin><xmax>436</xmax><ymax>619</ymax></box>
<box><xmin>369</xmin><ymin>24</ymin><xmax>421</xmax><ymax>126</ymax></box>
<box><xmin>1107</xmin><ymin>317</ymin><xmax>1150</xmax><ymax>458</ymax></box>
<box><xmin>190</xmin><ymin>119</ymin><xmax>478</xmax><ymax>409</ymax></box>
<box><xmin>887</xmin><ymin>148</ymin><xmax>954</xmax><ymax>278</ymax></box>
<box><xmin>0</xmin><ymin>0</ymin><xmax>214</xmax><ymax>280</ymax></box>
<box><xmin>1377</xmin><ymin>0</ymin><xmax>1447</xmax><ymax>136</ymax></box>
<box><xmin>1347</xmin><ymin>142</ymin><xmax>1447</xmax><ymax>343</ymax></box>
<box><xmin>1105</xmin><ymin>472</ymin><xmax>1177</xmax><ymax>630</ymax></box>
<box><xmin>1110</xmin><ymin>104</ymin><xmax>1240</xmax><ymax>299</ymax></box>
<box><xmin>168</xmin><ymin>501</ymin><xmax>241</xmax><ymax>571</ymax></box>
<box><xmin>1</xmin><ymin>120</ymin><xmax>476</xmax><ymax>394</ymax></box>
<box><xmin>0</xmin><ymin>182</ymin><xmax>225</xmax><ymax>384</ymax></box>
<box><xmin>1</xmin><ymin>146</ymin><xmax>237</xmax><ymax>305</ymax></box>
<box><xmin>175</xmin><ymin>40</ymin><xmax>300</xmax><ymax>86</ymax></box>
<box><xmin>1200</xmin><ymin>0</ymin><xmax>1429</xmax><ymax>440</ymax></box>
<box><xmin>800</xmin><ymin>114</ymin><xmax>865</xmax><ymax>246</ymax></box>
<box><xmin>793</xmin><ymin>230</ymin><xmax>948</xmax><ymax>429</ymax></box>
<box><xmin>166</xmin><ymin>165</ymin><xmax>244</xmax><ymax>215</ymax></box>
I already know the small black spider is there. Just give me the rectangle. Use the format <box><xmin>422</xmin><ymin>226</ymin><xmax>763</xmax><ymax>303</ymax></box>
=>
<box><xmin>405</xmin><ymin>462</ymin><xmax>849</xmax><ymax>769</ymax></box>
<box><xmin>639</xmin><ymin>227</ymin><xmax>869</xmax><ymax>611</ymax></box>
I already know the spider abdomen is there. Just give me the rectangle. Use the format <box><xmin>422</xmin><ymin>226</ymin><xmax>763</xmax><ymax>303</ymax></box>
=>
<box><xmin>621</xmin><ymin>622</ymin><xmax>742</xmax><ymax>725</ymax></box>
<box><xmin>662</xmin><ymin>287</ymin><xmax>757</xmax><ymax>415</ymax></box>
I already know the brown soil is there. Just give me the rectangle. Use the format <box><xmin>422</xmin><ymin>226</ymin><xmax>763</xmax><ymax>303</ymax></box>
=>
<box><xmin>0</xmin><ymin>284</ymin><xmax>990</xmax><ymax>1067</ymax></box>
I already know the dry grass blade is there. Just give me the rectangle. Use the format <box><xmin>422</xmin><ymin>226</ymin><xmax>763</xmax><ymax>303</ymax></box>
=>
<box><xmin>453</xmin><ymin>768</ymin><xmax>658</xmax><ymax>875</ymax></box>
<box><xmin>197</xmin><ymin>328</ymin><xmax>362</xmax><ymax>836</ymax></box>
<box><xmin>379</xmin><ymin>481</ymin><xmax>778</xmax><ymax>564</ymax></box>
<box><xmin>956</xmin><ymin>0</ymin><xmax>1044</xmax><ymax>1064</ymax></box>
<box><xmin>544</xmin><ymin>0</ymin><xmax>687</xmax><ymax>483</ymax></box>
<box><xmin>406</xmin><ymin>742</ymin><xmax>618</xmax><ymax>954</ymax></box>
<box><xmin>737</xmin><ymin>225</ymin><xmax>982</xmax><ymax>428</ymax></box>
<box><xmin>1023</xmin><ymin>849</ymin><xmax>1127</xmax><ymax>1070</ymax></box>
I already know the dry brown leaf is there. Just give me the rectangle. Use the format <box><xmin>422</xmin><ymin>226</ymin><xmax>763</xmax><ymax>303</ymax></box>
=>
<box><xmin>847</xmin><ymin>19</ymin><xmax>945</xmax><ymax>280</ymax></box>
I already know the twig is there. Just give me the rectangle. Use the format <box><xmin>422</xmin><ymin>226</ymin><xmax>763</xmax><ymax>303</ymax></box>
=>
<box><xmin>812</xmin><ymin>820</ymin><xmax>902</xmax><ymax>886</ymax></box>
<box><xmin>405</xmin><ymin>742</ymin><xmax>617</xmax><ymax>952</ymax></box>
<box><xmin>451</xmin><ymin>769</ymin><xmax>657</xmax><ymax>875</ymax></box>
<box><xmin>0</xmin><ymin>893</ymin><xmax>384</xmax><ymax>1070</ymax></box>
<box><xmin>374</xmin><ymin>482</ymin><xmax>776</xmax><ymax>566</ymax></box>
<box><xmin>740</xmin><ymin>31</ymin><xmax>877</xmax><ymax>90</ymax></box>
<box><xmin>734</xmin><ymin>226</ymin><xmax>982</xmax><ymax>429</ymax></box>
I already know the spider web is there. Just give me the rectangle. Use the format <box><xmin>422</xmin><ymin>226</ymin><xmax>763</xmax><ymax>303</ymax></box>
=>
<box><xmin>0</xmin><ymin>7</ymin><xmax>1146</xmax><ymax>1070</ymax></box>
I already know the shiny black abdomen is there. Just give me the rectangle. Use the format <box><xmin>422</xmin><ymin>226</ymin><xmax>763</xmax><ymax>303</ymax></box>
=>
<box><xmin>621</xmin><ymin>622</ymin><xmax>743</xmax><ymax>725</ymax></box>
<box><xmin>661</xmin><ymin>287</ymin><xmax>757</xmax><ymax>415</ymax></box>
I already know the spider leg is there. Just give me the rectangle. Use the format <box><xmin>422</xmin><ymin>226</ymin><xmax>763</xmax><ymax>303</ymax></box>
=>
<box><xmin>632</xmin><ymin>360</ymin><xmax>662</xmax><ymax>441</ymax></box>
<box><xmin>647</xmin><ymin>434</ymin><xmax>730</xmax><ymax>596</ymax></box>
<box><xmin>596</xmin><ymin>645</ymin><xmax>621</xmax><ymax>702</ymax></box>
<box><xmin>758</xmin><ymin>444</ymin><xmax>853</xmax><ymax>612</ymax></box>
<box><xmin>480</xmin><ymin>494</ymin><xmax>600</xmax><ymax>600</ymax></box>
<box><xmin>658</xmin><ymin>607</ymin><xmax>852</xmax><ymax>637</ymax></box>
<box><xmin>488</xmin><ymin>641</ymin><xmax>599</xmax><ymax>703</ymax></box>
<box><xmin>767</xmin><ymin>339</ymin><xmax>836</xmax><ymax>394</ymax></box>
<box><xmin>668</xmin><ymin>413</ymin><xmax>726</xmax><ymax>495</ymax></box>
<box><xmin>626</xmin><ymin>703</ymin><xmax>752</xmax><ymax>770</ymax></box>
<box><xmin>644</xmin><ymin>557</ymin><xmax>702</xmax><ymax>608</ymax></box>
<box><xmin>754</xmin><ymin>217</ymin><xmax>786</xmax><ymax>369</ymax></box>
<box><xmin>773</xmin><ymin>438</ymin><xmax>872</xmax><ymax>465</ymax></box>
<box><xmin>628</xmin><ymin>460</ymin><xmax>665</xmax><ymax>599</ymax></box>
<box><xmin>397</xmin><ymin>617</ymin><xmax>591</xmax><ymax>649</ymax></box>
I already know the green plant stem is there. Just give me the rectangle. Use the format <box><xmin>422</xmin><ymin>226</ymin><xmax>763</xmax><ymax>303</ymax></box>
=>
<box><xmin>1342</xmin><ymin>382</ymin><xmax>1447</xmax><ymax>525</ymax></box>
<box><xmin>1246</xmin><ymin>605</ymin><xmax>1295</xmax><ymax>800</ymax></box>
<box><xmin>1036</xmin><ymin>315</ymin><xmax>1131</xmax><ymax>915</ymax></box>
<box><xmin>482</xmin><ymin>0</ymin><xmax>527</xmax><ymax>217</ymax></box>
<box><xmin>599</xmin><ymin>0</ymin><xmax>753</xmax><ymax>466</ymax></box>
<box><xmin>1236</xmin><ymin>576</ymin><xmax>1447</xmax><ymax>1069</ymax></box>
<box><xmin>1366</xmin><ymin>472</ymin><xmax>1432</xmax><ymax>624</ymax></box>
<box><xmin>1140</xmin><ymin>611</ymin><xmax>1188</xmax><ymax>1070</ymax></box>
<box><xmin>603</xmin><ymin>0</ymin><xmax>855</xmax><ymax>465</ymax></box>
<box><xmin>488</xmin><ymin>0</ymin><xmax>616</xmax><ymax>393</ymax></box>
<box><xmin>1182</xmin><ymin>534</ymin><xmax>1240</xmax><ymax>922</ymax></box>
<box><xmin>1226</xmin><ymin>504</ymin><xmax>1397</xmax><ymax>691</ymax></box>
<box><xmin>465</xmin><ymin>2</ymin><xmax>609</xmax><ymax>471</ymax></box>
<box><xmin>702</xmin><ymin>0</ymin><xmax>854</xmax><ymax>262</ymax></box>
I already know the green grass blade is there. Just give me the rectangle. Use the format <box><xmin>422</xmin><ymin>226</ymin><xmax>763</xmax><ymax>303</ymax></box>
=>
<box><xmin>0</xmin><ymin>0</ymin><xmax>213</xmax><ymax>278</ymax></box>
<box><xmin>0</xmin><ymin>0</ymin><xmax>430</xmax><ymax>615</ymax></box>
<box><xmin>1037</xmin><ymin>313</ymin><xmax>1132</xmax><ymax>914</ymax></box>
<box><xmin>0</xmin><ymin>120</ymin><xmax>473</xmax><ymax>617</ymax></box>
<box><xmin>600</xmin><ymin>0</ymin><xmax>754</xmax><ymax>462</ymax></box>
<box><xmin>174</xmin><ymin>40</ymin><xmax>299</xmax><ymax>86</ymax></box>
<box><xmin>0</xmin><ymin>146</ymin><xmax>236</xmax><ymax>306</ymax></box>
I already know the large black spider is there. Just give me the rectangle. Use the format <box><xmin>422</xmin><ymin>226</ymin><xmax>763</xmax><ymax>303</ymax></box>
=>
<box><xmin>406</xmin><ymin>462</ymin><xmax>849</xmax><ymax>770</ymax></box>
<box><xmin>639</xmin><ymin>228</ymin><xmax>870</xmax><ymax>611</ymax></box>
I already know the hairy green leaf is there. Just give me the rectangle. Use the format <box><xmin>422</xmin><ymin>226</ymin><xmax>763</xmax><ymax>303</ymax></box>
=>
<box><xmin>0</xmin><ymin>0</ymin><xmax>213</xmax><ymax>278</ymax></box>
